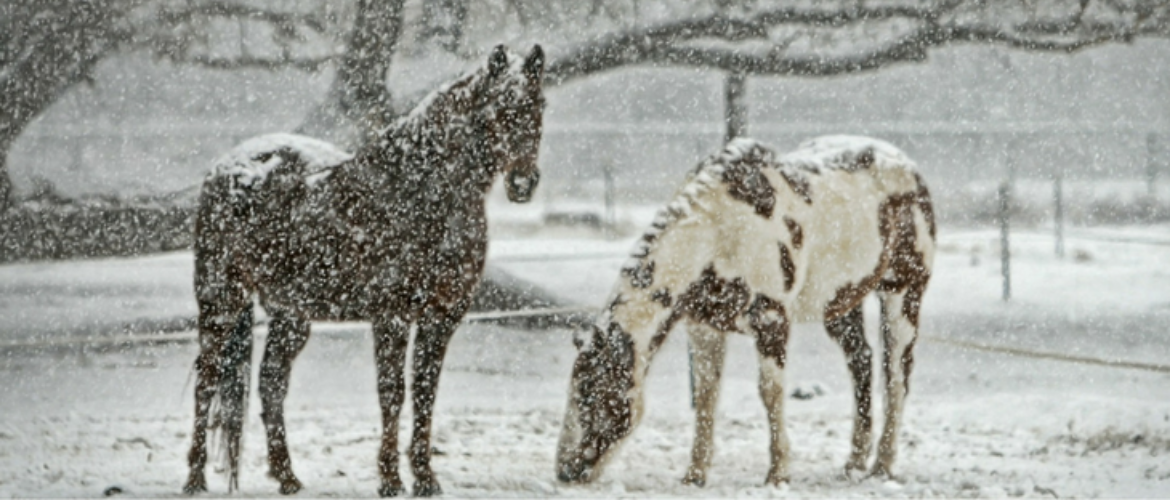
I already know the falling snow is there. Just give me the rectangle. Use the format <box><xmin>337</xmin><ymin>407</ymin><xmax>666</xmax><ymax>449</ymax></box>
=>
<box><xmin>3</xmin><ymin>1</ymin><xmax>1170</xmax><ymax>498</ymax></box>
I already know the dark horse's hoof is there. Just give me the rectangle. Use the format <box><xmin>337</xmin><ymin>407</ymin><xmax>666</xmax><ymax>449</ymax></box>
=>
<box><xmin>413</xmin><ymin>479</ymin><xmax>443</xmax><ymax>497</ymax></box>
<box><xmin>182</xmin><ymin>474</ymin><xmax>207</xmax><ymax>495</ymax></box>
<box><xmin>278</xmin><ymin>479</ymin><xmax>303</xmax><ymax>495</ymax></box>
<box><xmin>378</xmin><ymin>480</ymin><xmax>406</xmax><ymax>497</ymax></box>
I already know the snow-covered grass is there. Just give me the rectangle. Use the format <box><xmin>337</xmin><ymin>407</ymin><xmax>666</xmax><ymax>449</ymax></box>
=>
<box><xmin>1</xmin><ymin>214</ymin><xmax>1169</xmax><ymax>497</ymax></box>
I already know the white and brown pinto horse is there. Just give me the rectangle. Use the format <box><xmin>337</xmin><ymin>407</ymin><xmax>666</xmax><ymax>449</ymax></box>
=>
<box><xmin>183</xmin><ymin>45</ymin><xmax>545</xmax><ymax>497</ymax></box>
<box><xmin>556</xmin><ymin>136</ymin><xmax>935</xmax><ymax>487</ymax></box>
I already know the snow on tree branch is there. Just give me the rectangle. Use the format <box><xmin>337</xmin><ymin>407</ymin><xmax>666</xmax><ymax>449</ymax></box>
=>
<box><xmin>543</xmin><ymin>0</ymin><xmax>1170</xmax><ymax>85</ymax></box>
<box><xmin>130</xmin><ymin>1</ymin><xmax>345</xmax><ymax>71</ymax></box>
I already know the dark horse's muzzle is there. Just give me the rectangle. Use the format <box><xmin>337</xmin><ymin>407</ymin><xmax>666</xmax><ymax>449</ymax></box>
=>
<box><xmin>506</xmin><ymin>168</ymin><xmax>540</xmax><ymax>203</ymax></box>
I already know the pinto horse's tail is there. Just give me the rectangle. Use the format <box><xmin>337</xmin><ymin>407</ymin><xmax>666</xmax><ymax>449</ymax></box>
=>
<box><xmin>213</xmin><ymin>303</ymin><xmax>254</xmax><ymax>492</ymax></box>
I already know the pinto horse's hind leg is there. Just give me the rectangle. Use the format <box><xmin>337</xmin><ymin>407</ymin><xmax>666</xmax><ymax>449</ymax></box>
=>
<box><xmin>682</xmin><ymin>322</ymin><xmax>726</xmax><ymax>487</ymax></box>
<box><xmin>373</xmin><ymin>315</ymin><xmax>411</xmax><ymax>498</ymax></box>
<box><xmin>825</xmin><ymin>305</ymin><xmax>874</xmax><ymax>474</ymax></box>
<box><xmin>873</xmin><ymin>292</ymin><xmax>919</xmax><ymax>478</ymax></box>
<box><xmin>259</xmin><ymin>313</ymin><xmax>311</xmax><ymax>494</ymax></box>
<box><xmin>408</xmin><ymin>304</ymin><xmax>468</xmax><ymax>497</ymax></box>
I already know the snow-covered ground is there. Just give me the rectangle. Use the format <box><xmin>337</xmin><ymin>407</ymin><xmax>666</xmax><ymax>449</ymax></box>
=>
<box><xmin>1</xmin><ymin>214</ymin><xmax>1169</xmax><ymax>498</ymax></box>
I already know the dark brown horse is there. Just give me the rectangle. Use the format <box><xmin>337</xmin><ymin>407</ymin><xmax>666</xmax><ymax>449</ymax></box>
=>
<box><xmin>183</xmin><ymin>44</ymin><xmax>545</xmax><ymax>497</ymax></box>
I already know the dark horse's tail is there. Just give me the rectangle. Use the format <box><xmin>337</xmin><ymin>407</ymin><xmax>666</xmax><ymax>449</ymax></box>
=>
<box><xmin>213</xmin><ymin>303</ymin><xmax>253</xmax><ymax>492</ymax></box>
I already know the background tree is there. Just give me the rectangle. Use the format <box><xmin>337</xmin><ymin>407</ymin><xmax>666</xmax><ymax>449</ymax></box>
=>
<box><xmin>0</xmin><ymin>0</ymin><xmax>347</xmax><ymax>208</ymax></box>
<box><xmin>3</xmin><ymin>0</ymin><xmax>1169</xmax><ymax>208</ymax></box>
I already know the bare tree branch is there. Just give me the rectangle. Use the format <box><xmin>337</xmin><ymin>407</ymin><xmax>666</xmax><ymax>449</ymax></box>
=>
<box><xmin>174</xmin><ymin>53</ymin><xmax>335</xmax><ymax>71</ymax></box>
<box><xmin>544</xmin><ymin>0</ymin><xmax>1169</xmax><ymax>86</ymax></box>
<box><xmin>155</xmin><ymin>1</ymin><xmax>329</xmax><ymax>35</ymax></box>
<box><xmin>127</xmin><ymin>1</ymin><xmax>341</xmax><ymax>72</ymax></box>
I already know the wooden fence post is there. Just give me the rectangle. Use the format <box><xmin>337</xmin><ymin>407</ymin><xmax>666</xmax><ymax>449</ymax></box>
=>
<box><xmin>1148</xmin><ymin>133</ymin><xmax>1159</xmax><ymax>201</ymax></box>
<box><xmin>999</xmin><ymin>181</ymin><xmax>1011</xmax><ymax>301</ymax></box>
<box><xmin>724</xmin><ymin>71</ymin><xmax>747</xmax><ymax>143</ymax></box>
<box><xmin>603</xmin><ymin>161</ymin><xmax>615</xmax><ymax>239</ymax></box>
<box><xmin>1054</xmin><ymin>172</ymin><xmax>1064</xmax><ymax>258</ymax></box>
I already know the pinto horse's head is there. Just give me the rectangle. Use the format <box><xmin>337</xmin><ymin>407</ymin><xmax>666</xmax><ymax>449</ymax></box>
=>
<box><xmin>478</xmin><ymin>44</ymin><xmax>545</xmax><ymax>203</ymax></box>
<box><xmin>556</xmin><ymin>322</ymin><xmax>639</xmax><ymax>484</ymax></box>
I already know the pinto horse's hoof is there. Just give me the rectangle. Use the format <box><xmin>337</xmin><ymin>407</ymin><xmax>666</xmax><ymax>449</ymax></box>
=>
<box><xmin>843</xmin><ymin>459</ymin><xmax>868</xmax><ymax>480</ymax></box>
<box><xmin>764</xmin><ymin>472</ymin><xmax>789</xmax><ymax>488</ymax></box>
<box><xmin>868</xmin><ymin>465</ymin><xmax>897</xmax><ymax>482</ymax></box>
<box><xmin>681</xmin><ymin>469</ymin><xmax>706</xmax><ymax>487</ymax></box>
<box><xmin>412</xmin><ymin>479</ymin><xmax>443</xmax><ymax>497</ymax></box>
<box><xmin>378</xmin><ymin>480</ymin><xmax>406</xmax><ymax>498</ymax></box>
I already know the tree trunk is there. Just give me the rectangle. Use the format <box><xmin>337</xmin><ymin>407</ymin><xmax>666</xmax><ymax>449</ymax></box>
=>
<box><xmin>297</xmin><ymin>0</ymin><xmax>405</xmax><ymax>147</ymax></box>
<box><xmin>0</xmin><ymin>142</ymin><xmax>11</xmax><ymax>210</ymax></box>
<box><xmin>419</xmin><ymin>0</ymin><xmax>468</xmax><ymax>54</ymax></box>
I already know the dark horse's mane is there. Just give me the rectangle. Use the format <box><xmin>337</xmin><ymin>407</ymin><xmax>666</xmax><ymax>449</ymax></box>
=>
<box><xmin>349</xmin><ymin>70</ymin><xmax>497</xmax><ymax>190</ymax></box>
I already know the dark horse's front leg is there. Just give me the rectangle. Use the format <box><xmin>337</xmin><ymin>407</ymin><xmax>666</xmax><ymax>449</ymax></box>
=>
<box><xmin>408</xmin><ymin>303</ymin><xmax>468</xmax><ymax>497</ymax></box>
<box><xmin>373</xmin><ymin>314</ymin><xmax>411</xmax><ymax>497</ymax></box>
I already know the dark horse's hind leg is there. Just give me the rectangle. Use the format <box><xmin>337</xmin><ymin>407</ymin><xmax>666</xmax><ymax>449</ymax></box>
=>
<box><xmin>373</xmin><ymin>315</ymin><xmax>411</xmax><ymax>497</ymax></box>
<box><xmin>408</xmin><ymin>304</ymin><xmax>468</xmax><ymax>497</ymax></box>
<box><xmin>260</xmin><ymin>312</ymin><xmax>311</xmax><ymax>494</ymax></box>
<box><xmin>184</xmin><ymin>296</ymin><xmax>250</xmax><ymax>494</ymax></box>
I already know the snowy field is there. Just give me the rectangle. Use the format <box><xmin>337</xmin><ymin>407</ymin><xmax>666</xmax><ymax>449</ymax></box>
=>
<box><xmin>1</xmin><ymin>216</ymin><xmax>1169</xmax><ymax>498</ymax></box>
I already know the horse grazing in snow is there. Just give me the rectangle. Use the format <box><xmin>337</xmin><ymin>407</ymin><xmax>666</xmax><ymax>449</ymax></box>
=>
<box><xmin>183</xmin><ymin>44</ymin><xmax>545</xmax><ymax>497</ymax></box>
<box><xmin>556</xmin><ymin>136</ymin><xmax>935</xmax><ymax>487</ymax></box>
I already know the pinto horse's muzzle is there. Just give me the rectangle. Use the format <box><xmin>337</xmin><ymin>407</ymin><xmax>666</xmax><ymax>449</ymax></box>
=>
<box><xmin>556</xmin><ymin>458</ymin><xmax>593</xmax><ymax>484</ymax></box>
<box><xmin>505</xmin><ymin>168</ymin><xmax>540</xmax><ymax>203</ymax></box>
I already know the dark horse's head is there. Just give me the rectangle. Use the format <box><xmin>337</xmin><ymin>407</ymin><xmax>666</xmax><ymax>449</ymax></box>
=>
<box><xmin>476</xmin><ymin>44</ymin><xmax>545</xmax><ymax>203</ymax></box>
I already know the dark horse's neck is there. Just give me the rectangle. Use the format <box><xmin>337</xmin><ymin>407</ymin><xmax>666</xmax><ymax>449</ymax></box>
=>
<box><xmin>345</xmin><ymin>71</ymin><xmax>496</xmax><ymax>202</ymax></box>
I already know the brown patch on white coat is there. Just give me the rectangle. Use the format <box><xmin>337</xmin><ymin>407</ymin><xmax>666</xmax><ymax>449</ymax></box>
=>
<box><xmin>557</xmin><ymin>136</ymin><xmax>935</xmax><ymax>488</ymax></box>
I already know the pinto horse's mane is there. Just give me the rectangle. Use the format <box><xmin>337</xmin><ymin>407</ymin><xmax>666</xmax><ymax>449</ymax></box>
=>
<box><xmin>617</xmin><ymin>139</ymin><xmax>777</xmax><ymax>292</ymax></box>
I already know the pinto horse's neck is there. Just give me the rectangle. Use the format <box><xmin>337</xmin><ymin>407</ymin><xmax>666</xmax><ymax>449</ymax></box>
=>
<box><xmin>597</xmin><ymin>164</ymin><xmax>735</xmax><ymax>390</ymax></box>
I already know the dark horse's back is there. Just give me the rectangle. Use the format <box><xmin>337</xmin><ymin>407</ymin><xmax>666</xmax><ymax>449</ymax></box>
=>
<box><xmin>195</xmin><ymin>134</ymin><xmax>382</xmax><ymax>321</ymax></box>
<box><xmin>196</xmin><ymin>136</ymin><xmax>491</xmax><ymax>321</ymax></box>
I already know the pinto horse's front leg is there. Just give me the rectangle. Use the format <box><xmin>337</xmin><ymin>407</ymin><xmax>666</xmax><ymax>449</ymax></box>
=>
<box><xmin>373</xmin><ymin>315</ymin><xmax>411</xmax><ymax>497</ymax></box>
<box><xmin>682</xmin><ymin>322</ymin><xmax>726</xmax><ymax>487</ymax></box>
<box><xmin>750</xmin><ymin>294</ymin><xmax>792</xmax><ymax>486</ymax></box>
<box><xmin>408</xmin><ymin>304</ymin><xmax>467</xmax><ymax>497</ymax></box>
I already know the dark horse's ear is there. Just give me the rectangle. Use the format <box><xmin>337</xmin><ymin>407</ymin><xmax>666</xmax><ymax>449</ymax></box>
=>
<box><xmin>488</xmin><ymin>44</ymin><xmax>508</xmax><ymax>78</ymax></box>
<box><xmin>524</xmin><ymin>44</ymin><xmax>545</xmax><ymax>81</ymax></box>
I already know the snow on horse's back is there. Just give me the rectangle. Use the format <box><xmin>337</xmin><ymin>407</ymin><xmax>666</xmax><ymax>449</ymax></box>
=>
<box><xmin>557</xmin><ymin>136</ymin><xmax>934</xmax><ymax>487</ymax></box>
<box><xmin>207</xmin><ymin>133</ymin><xmax>353</xmax><ymax>191</ymax></box>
